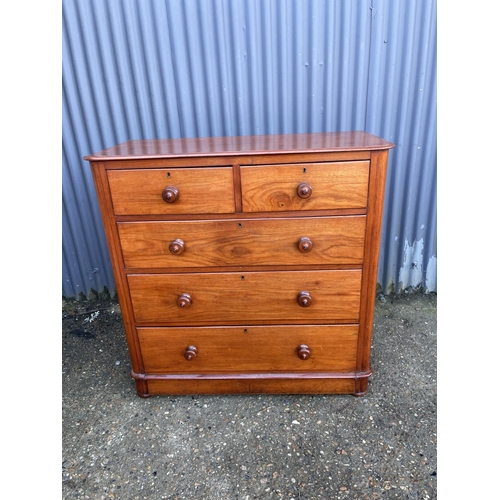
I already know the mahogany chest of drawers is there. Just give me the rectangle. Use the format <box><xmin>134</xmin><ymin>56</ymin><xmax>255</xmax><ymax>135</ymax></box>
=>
<box><xmin>85</xmin><ymin>131</ymin><xmax>393</xmax><ymax>397</ymax></box>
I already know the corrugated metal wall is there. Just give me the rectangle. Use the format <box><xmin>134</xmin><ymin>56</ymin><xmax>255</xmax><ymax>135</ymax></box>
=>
<box><xmin>62</xmin><ymin>0</ymin><xmax>437</xmax><ymax>299</ymax></box>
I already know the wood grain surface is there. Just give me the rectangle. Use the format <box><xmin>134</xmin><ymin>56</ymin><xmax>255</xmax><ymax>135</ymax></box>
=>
<box><xmin>127</xmin><ymin>270</ymin><xmax>362</xmax><ymax>324</ymax></box>
<box><xmin>138</xmin><ymin>324</ymin><xmax>359</xmax><ymax>373</ymax></box>
<box><xmin>240</xmin><ymin>161</ymin><xmax>369</xmax><ymax>212</ymax></box>
<box><xmin>118</xmin><ymin>216</ymin><xmax>366</xmax><ymax>268</ymax></box>
<box><xmin>107</xmin><ymin>167</ymin><xmax>235</xmax><ymax>215</ymax></box>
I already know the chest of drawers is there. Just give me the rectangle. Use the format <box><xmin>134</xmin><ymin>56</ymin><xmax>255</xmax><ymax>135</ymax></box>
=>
<box><xmin>85</xmin><ymin>131</ymin><xmax>393</xmax><ymax>397</ymax></box>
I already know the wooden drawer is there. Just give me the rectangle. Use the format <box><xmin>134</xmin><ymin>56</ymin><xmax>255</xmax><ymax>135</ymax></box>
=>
<box><xmin>240</xmin><ymin>161</ymin><xmax>369</xmax><ymax>212</ymax></box>
<box><xmin>107</xmin><ymin>167</ymin><xmax>235</xmax><ymax>215</ymax></box>
<box><xmin>118</xmin><ymin>216</ymin><xmax>366</xmax><ymax>269</ymax></box>
<box><xmin>138</xmin><ymin>325</ymin><xmax>359</xmax><ymax>373</ymax></box>
<box><xmin>128</xmin><ymin>270</ymin><xmax>362</xmax><ymax>324</ymax></box>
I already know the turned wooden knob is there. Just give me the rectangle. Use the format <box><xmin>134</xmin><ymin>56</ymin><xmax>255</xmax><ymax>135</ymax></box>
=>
<box><xmin>184</xmin><ymin>345</ymin><xmax>198</xmax><ymax>360</ymax></box>
<box><xmin>297</xmin><ymin>344</ymin><xmax>311</xmax><ymax>360</ymax></box>
<box><xmin>177</xmin><ymin>293</ymin><xmax>192</xmax><ymax>308</ymax></box>
<box><xmin>298</xmin><ymin>236</ymin><xmax>313</xmax><ymax>253</ymax></box>
<box><xmin>162</xmin><ymin>186</ymin><xmax>179</xmax><ymax>203</ymax></box>
<box><xmin>169</xmin><ymin>238</ymin><xmax>185</xmax><ymax>255</ymax></box>
<box><xmin>297</xmin><ymin>182</ymin><xmax>312</xmax><ymax>199</ymax></box>
<box><xmin>297</xmin><ymin>291</ymin><xmax>312</xmax><ymax>307</ymax></box>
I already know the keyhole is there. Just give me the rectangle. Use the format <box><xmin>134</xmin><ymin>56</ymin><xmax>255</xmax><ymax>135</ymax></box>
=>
<box><xmin>303</xmin><ymin>167</ymin><xmax>307</xmax><ymax>173</ymax></box>
<box><xmin>167</xmin><ymin>172</ymin><xmax>171</xmax><ymax>178</ymax></box>
<box><xmin>238</xmin><ymin>223</ymin><xmax>242</xmax><ymax>228</ymax></box>
<box><xmin>241</xmin><ymin>276</ymin><xmax>245</xmax><ymax>280</ymax></box>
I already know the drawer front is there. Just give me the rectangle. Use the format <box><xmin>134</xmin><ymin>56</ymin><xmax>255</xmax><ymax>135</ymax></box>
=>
<box><xmin>128</xmin><ymin>270</ymin><xmax>362</xmax><ymax>324</ymax></box>
<box><xmin>240</xmin><ymin>161</ymin><xmax>369</xmax><ymax>212</ymax></box>
<box><xmin>138</xmin><ymin>325</ymin><xmax>359</xmax><ymax>373</ymax></box>
<box><xmin>118</xmin><ymin>216</ymin><xmax>366</xmax><ymax>269</ymax></box>
<box><xmin>107</xmin><ymin>167</ymin><xmax>235</xmax><ymax>215</ymax></box>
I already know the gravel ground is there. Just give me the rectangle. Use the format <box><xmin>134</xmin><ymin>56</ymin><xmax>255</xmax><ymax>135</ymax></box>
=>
<box><xmin>62</xmin><ymin>292</ymin><xmax>437</xmax><ymax>499</ymax></box>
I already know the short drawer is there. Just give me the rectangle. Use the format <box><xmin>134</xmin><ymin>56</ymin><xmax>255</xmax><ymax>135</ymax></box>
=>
<box><xmin>118</xmin><ymin>216</ymin><xmax>366</xmax><ymax>269</ymax></box>
<box><xmin>240</xmin><ymin>161</ymin><xmax>369</xmax><ymax>212</ymax></box>
<box><xmin>128</xmin><ymin>270</ymin><xmax>362</xmax><ymax>324</ymax></box>
<box><xmin>107</xmin><ymin>167</ymin><xmax>235</xmax><ymax>215</ymax></box>
<box><xmin>138</xmin><ymin>325</ymin><xmax>359</xmax><ymax>373</ymax></box>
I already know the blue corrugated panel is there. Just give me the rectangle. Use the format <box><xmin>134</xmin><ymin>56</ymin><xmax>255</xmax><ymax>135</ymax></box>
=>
<box><xmin>62</xmin><ymin>0</ymin><xmax>436</xmax><ymax>298</ymax></box>
<box><xmin>366</xmin><ymin>0</ymin><xmax>437</xmax><ymax>292</ymax></box>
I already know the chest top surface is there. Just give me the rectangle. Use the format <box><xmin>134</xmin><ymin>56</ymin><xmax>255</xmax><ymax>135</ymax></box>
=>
<box><xmin>84</xmin><ymin>131</ymin><xmax>394</xmax><ymax>161</ymax></box>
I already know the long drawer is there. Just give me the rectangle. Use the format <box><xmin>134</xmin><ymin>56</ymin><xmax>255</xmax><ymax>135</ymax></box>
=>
<box><xmin>138</xmin><ymin>325</ymin><xmax>359</xmax><ymax>373</ymax></box>
<box><xmin>128</xmin><ymin>270</ymin><xmax>362</xmax><ymax>324</ymax></box>
<box><xmin>118</xmin><ymin>216</ymin><xmax>366</xmax><ymax>269</ymax></box>
<box><xmin>240</xmin><ymin>161</ymin><xmax>369</xmax><ymax>212</ymax></box>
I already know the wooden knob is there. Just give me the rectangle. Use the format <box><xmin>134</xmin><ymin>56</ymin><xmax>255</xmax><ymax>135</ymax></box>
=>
<box><xmin>162</xmin><ymin>186</ymin><xmax>179</xmax><ymax>203</ymax></box>
<box><xmin>297</xmin><ymin>182</ymin><xmax>312</xmax><ymax>199</ymax></box>
<box><xmin>297</xmin><ymin>344</ymin><xmax>311</xmax><ymax>360</ymax></box>
<box><xmin>184</xmin><ymin>345</ymin><xmax>198</xmax><ymax>360</ymax></box>
<box><xmin>297</xmin><ymin>291</ymin><xmax>312</xmax><ymax>307</ymax></box>
<box><xmin>298</xmin><ymin>236</ymin><xmax>313</xmax><ymax>253</ymax></box>
<box><xmin>177</xmin><ymin>293</ymin><xmax>192</xmax><ymax>308</ymax></box>
<box><xmin>169</xmin><ymin>238</ymin><xmax>185</xmax><ymax>255</ymax></box>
